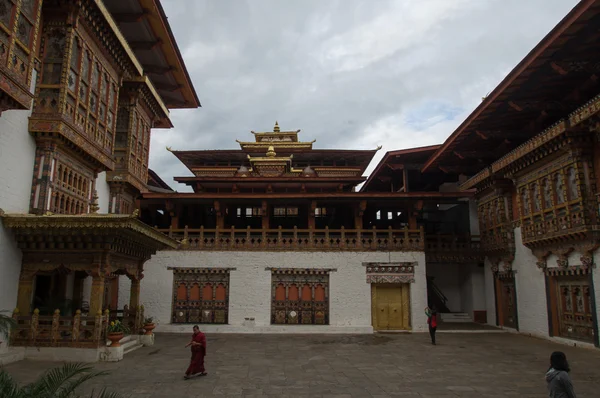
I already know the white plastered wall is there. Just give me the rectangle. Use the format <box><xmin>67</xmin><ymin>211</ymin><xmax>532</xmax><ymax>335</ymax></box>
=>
<box><xmin>94</xmin><ymin>172</ymin><xmax>110</xmax><ymax>214</ymax></box>
<box><xmin>140</xmin><ymin>251</ymin><xmax>427</xmax><ymax>333</ymax></box>
<box><xmin>0</xmin><ymin>72</ymin><xmax>37</xmax><ymax>361</ymax></box>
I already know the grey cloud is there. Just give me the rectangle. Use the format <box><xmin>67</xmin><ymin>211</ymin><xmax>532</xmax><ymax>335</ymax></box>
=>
<box><xmin>151</xmin><ymin>0</ymin><xmax>579</xmax><ymax>191</ymax></box>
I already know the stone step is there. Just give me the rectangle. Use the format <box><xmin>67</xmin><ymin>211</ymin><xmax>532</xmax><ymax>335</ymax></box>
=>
<box><xmin>123</xmin><ymin>341</ymin><xmax>143</xmax><ymax>356</ymax></box>
<box><xmin>440</xmin><ymin>313</ymin><xmax>472</xmax><ymax>323</ymax></box>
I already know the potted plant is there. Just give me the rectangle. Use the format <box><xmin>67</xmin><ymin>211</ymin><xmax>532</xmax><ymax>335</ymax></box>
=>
<box><xmin>106</xmin><ymin>320</ymin><xmax>130</xmax><ymax>347</ymax></box>
<box><xmin>143</xmin><ymin>316</ymin><xmax>156</xmax><ymax>335</ymax></box>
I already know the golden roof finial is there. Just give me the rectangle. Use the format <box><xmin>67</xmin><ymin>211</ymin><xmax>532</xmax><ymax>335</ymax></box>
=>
<box><xmin>90</xmin><ymin>191</ymin><xmax>99</xmax><ymax>213</ymax></box>
<box><xmin>274</xmin><ymin>121</ymin><xmax>280</xmax><ymax>133</ymax></box>
<box><xmin>266</xmin><ymin>145</ymin><xmax>276</xmax><ymax>157</ymax></box>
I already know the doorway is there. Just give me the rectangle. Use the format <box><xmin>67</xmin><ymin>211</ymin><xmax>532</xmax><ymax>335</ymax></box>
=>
<box><xmin>371</xmin><ymin>284</ymin><xmax>411</xmax><ymax>330</ymax></box>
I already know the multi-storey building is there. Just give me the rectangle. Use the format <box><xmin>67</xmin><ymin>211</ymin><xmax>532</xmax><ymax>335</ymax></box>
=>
<box><xmin>132</xmin><ymin>124</ymin><xmax>480</xmax><ymax>333</ymax></box>
<box><xmin>0</xmin><ymin>0</ymin><xmax>198</xmax><ymax>364</ymax></box>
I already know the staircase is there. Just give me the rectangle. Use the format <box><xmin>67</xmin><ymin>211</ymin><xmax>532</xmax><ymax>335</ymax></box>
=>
<box><xmin>440</xmin><ymin>312</ymin><xmax>472</xmax><ymax>323</ymax></box>
<box><xmin>106</xmin><ymin>335</ymin><xmax>143</xmax><ymax>355</ymax></box>
<box><xmin>426</xmin><ymin>276</ymin><xmax>451</xmax><ymax>313</ymax></box>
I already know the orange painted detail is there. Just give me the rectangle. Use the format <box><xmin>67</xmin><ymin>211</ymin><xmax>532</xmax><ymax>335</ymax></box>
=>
<box><xmin>275</xmin><ymin>284</ymin><xmax>285</xmax><ymax>301</ymax></box>
<box><xmin>288</xmin><ymin>284</ymin><xmax>299</xmax><ymax>301</ymax></box>
<box><xmin>202</xmin><ymin>284</ymin><xmax>213</xmax><ymax>300</ymax></box>
<box><xmin>301</xmin><ymin>285</ymin><xmax>312</xmax><ymax>301</ymax></box>
<box><xmin>314</xmin><ymin>284</ymin><xmax>325</xmax><ymax>302</ymax></box>
<box><xmin>177</xmin><ymin>283</ymin><xmax>187</xmax><ymax>300</ymax></box>
<box><xmin>215</xmin><ymin>284</ymin><xmax>226</xmax><ymax>301</ymax></box>
<box><xmin>189</xmin><ymin>283</ymin><xmax>200</xmax><ymax>301</ymax></box>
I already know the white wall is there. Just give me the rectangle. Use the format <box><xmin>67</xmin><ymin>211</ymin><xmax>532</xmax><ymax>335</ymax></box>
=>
<box><xmin>468</xmin><ymin>199</ymin><xmax>480</xmax><ymax>235</ymax></box>
<box><xmin>484</xmin><ymin>257</ymin><xmax>496</xmax><ymax>325</ymax></box>
<box><xmin>0</xmin><ymin>77</ymin><xmax>37</xmax><ymax>357</ymax></box>
<box><xmin>511</xmin><ymin>227</ymin><xmax>548</xmax><ymax>336</ymax></box>
<box><xmin>95</xmin><ymin>172</ymin><xmax>110</xmax><ymax>214</ymax></box>
<box><xmin>140</xmin><ymin>251</ymin><xmax>427</xmax><ymax>333</ymax></box>
<box><xmin>593</xmin><ymin>252</ymin><xmax>600</xmax><ymax>347</ymax></box>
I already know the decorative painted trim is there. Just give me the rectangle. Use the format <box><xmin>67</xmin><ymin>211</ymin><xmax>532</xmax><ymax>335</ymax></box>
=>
<box><xmin>167</xmin><ymin>267</ymin><xmax>236</xmax><ymax>274</ymax></box>
<box><xmin>545</xmin><ymin>266</ymin><xmax>591</xmax><ymax>277</ymax></box>
<box><xmin>266</xmin><ymin>268</ymin><xmax>336</xmax><ymax>275</ymax></box>
<box><xmin>363</xmin><ymin>262</ymin><xmax>417</xmax><ymax>284</ymax></box>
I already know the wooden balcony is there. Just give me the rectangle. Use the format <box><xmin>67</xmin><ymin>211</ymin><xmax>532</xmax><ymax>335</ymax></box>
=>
<box><xmin>158</xmin><ymin>226</ymin><xmax>425</xmax><ymax>252</ymax></box>
<box><xmin>425</xmin><ymin>235</ymin><xmax>484</xmax><ymax>263</ymax></box>
<box><xmin>10</xmin><ymin>306</ymin><xmax>146</xmax><ymax>349</ymax></box>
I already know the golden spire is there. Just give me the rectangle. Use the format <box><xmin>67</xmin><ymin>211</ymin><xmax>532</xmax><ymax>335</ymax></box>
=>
<box><xmin>266</xmin><ymin>145</ymin><xmax>276</xmax><ymax>157</ymax></box>
<box><xmin>274</xmin><ymin>121</ymin><xmax>280</xmax><ymax>133</ymax></box>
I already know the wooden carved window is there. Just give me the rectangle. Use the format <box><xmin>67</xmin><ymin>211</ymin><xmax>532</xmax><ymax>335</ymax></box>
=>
<box><xmin>315</xmin><ymin>207</ymin><xmax>327</xmax><ymax>217</ymax></box>
<box><xmin>270</xmin><ymin>268</ymin><xmax>329</xmax><ymax>325</ymax></box>
<box><xmin>171</xmin><ymin>268</ymin><xmax>230</xmax><ymax>324</ymax></box>
<box><xmin>543</xmin><ymin>178</ymin><xmax>552</xmax><ymax>209</ymax></box>
<box><xmin>555</xmin><ymin>173</ymin><xmax>565</xmax><ymax>204</ymax></box>
<box><xmin>555</xmin><ymin>276</ymin><xmax>593</xmax><ymax>343</ymax></box>
<box><xmin>532</xmin><ymin>182</ymin><xmax>541</xmax><ymax>213</ymax></box>
<box><xmin>567</xmin><ymin>167</ymin><xmax>578</xmax><ymax>200</ymax></box>
<box><xmin>520</xmin><ymin>188</ymin><xmax>530</xmax><ymax>215</ymax></box>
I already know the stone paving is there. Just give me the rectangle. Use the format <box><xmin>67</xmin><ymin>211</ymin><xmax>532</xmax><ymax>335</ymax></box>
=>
<box><xmin>3</xmin><ymin>332</ymin><xmax>600</xmax><ymax>397</ymax></box>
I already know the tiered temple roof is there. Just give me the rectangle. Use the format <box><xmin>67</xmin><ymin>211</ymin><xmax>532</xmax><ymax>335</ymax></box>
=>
<box><xmin>167</xmin><ymin>122</ymin><xmax>381</xmax><ymax>193</ymax></box>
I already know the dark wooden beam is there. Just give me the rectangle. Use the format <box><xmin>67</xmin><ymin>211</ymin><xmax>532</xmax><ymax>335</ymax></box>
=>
<box><xmin>475</xmin><ymin>130</ymin><xmax>489</xmax><ymax>140</ymax></box>
<box><xmin>112</xmin><ymin>10</ymin><xmax>149</xmax><ymax>23</ymax></box>
<box><xmin>153</xmin><ymin>82</ymin><xmax>184</xmax><ymax>92</ymax></box>
<box><xmin>550</xmin><ymin>61</ymin><xmax>568</xmax><ymax>75</ymax></box>
<box><xmin>143</xmin><ymin>65</ymin><xmax>175</xmax><ymax>74</ymax></box>
<box><xmin>129</xmin><ymin>40</ymin><xmax>162</xmax><ymax>51</ymax></box>
<box><xmin>385</xmin><ymin>163</ymin><xmax>403</xmax><ymax>171</ymax></box>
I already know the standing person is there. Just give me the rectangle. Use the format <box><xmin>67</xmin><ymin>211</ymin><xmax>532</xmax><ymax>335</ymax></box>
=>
<box><xmin>425</xmin><ymin>306</ymin><xmax>438</xmax><ymax>345</ymax></box>
<box><xmin>546</xmin><ymin>351</ymin><xmax>576</xmax><ymax>398</ymax></box>
<box><xmin>184</xmin><ymin>325</ymin><xmax>207</xmax><ymax>379</ymax></box>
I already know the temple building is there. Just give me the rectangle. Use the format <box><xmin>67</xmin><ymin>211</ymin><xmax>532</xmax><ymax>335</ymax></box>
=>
<box><xmin>0</xmin><ymin>0</ymin><xmax>198</xmax><ymax>365</ymax></box>
<box><xmin>2</xmin><ymin>0</ymin><xmax>600</xmax><ymax>366</ymax></box>
<box><xmin>133</xmin><ymin>124</ymin><xmax>479</xmax><ymax>333</ymax></box>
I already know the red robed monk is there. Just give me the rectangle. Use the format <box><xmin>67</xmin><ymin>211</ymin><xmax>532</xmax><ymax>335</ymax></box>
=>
<box><xmin>184</xmin><ymin>325</ymin><xmax>207</xmax><ymax>379</ymax></box>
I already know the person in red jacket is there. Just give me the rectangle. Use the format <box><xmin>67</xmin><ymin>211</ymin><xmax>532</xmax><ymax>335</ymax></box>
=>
<box><xmin>425</xmin><ymin>306</ymin><xmax>438</xmax><ymax>345</ymax></box>
<box><xmin>184</xmin><ymin>325</ymin><xmax>207</xmax><ymax>379</ymax></box>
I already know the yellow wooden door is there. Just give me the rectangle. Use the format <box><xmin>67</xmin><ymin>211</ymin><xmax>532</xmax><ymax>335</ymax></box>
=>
<box><xmin>372</xmin><ymin>284</ymin><xmax>411</xmax><ymax>330</ymax></box>
<box><xmin>387</xmin><ymin>287</ymin><xmax>404</xmax><ymax>329</ymax></box>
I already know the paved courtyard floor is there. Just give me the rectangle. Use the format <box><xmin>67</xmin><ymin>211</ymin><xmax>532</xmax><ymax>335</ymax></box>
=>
<box><xmin>3</xmin><ymin>332</ymin><xmax>600</xmax><ymax>397</ymax></box>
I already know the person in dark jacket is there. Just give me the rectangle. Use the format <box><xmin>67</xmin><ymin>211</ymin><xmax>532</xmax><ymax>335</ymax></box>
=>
<box><xmin>424</xmin><ymin>306</ymin><xmax>438</xmax><ymax>345</ymax></box>
<box><xmin>546</xmin><ymin>351</ymin><xmax>576</xmax><ymax>398</ymax></box>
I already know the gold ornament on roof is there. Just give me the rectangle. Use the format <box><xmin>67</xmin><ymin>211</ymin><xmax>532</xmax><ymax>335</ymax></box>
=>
<box><xmin>266</xmin><ymin>146</ymin><xmax>276</xmax><ymax>157</ymax></box>
<box><xmin>274</xmin><ymin>121</ymin><xmax>280</xmax><ymax>132</ymax></box>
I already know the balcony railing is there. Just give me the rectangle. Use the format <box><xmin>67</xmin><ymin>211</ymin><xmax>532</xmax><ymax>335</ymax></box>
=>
<box><xmin>10</xmin><ymin>306</ymin><xmax>145</xmax><ymax>348</ymax></box>
<box><xmin>158</xmin><ymin>226</ymin><xmax>426</xmax><ymax>251</ymax></box>
<box><xmin>425</xmin><ymin>234</ymin><xmax>481</xmax><ymax>251</ymax></box>
<box><xmin>425</xmin><ymin>234</ymin><xmax>484</xmax><ymax>263</ymax></box>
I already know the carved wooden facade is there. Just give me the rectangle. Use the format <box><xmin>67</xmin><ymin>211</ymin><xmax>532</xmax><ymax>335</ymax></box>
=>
<box><xmin>270</xmin><ymin>268</ymin><xmax>330</xmax><ymax>325</ymax></box>
<box><xmin>0</xmin><ymin>0</ymin><xmax>42</xmax><ymax>112</ymax></box>
<box><xmin>546</xmin><ymin>267</ymin><xmax>595</xmax><ymax>343</ymax></box>
<box><xmin>170</xmin><ymin>268</ymin><xmax>231</xmax><ymax>324</ymax></box>
<box><xmin>493</xmin><ymin>270</ymin><xmax>518</xmax><ymax>330</ymax></box>
<box><xmin>476</xmin><ymin>181</ymin><xmax>515</xmax><ymax>257</ymax></box>
<box><xmin>515</xmin><ymin>151</ymin><xmax>597</xmax><ymax>246</ymax></box>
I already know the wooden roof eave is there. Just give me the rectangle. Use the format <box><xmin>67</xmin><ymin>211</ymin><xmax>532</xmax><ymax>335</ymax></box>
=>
<box><xmin>0</xmin><ymin>212</ymin><xmax>178</xmax><ymax>249</ymax></box>
<box><xmin>421</xmin><ymin>0</ymin><xmax>598</xmax><ymax>173</ymax></box>
<box><xmin>141</xmin><ymin>191</ymin><xmax>475</xmax><ymax>200</ymax></box>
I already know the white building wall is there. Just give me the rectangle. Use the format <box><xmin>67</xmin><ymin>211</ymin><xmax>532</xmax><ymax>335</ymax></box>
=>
<box><xmin>95</xmin><ymin>172</ymin><xmax>110</xmax><ymax>214</ymax></box>
<box><xmin>593</xmin><ymin>252</ymin><xmax>600</xmax><ymax>347</ymax></box>
<box><xmin>484</xmin><ymin>257</ymin><xmax>496</xmax><ymax>325</ymax></box>
<box><xmin>511</xmin><ymin>227</ymin><xmax>548</xmax><ymax>336</ymax></box>
<box><xmin>141</xmin><ymin>251</ymin><xmax>427</xmax><ymax>333</ymax></box>
<box><xmin>0</xmin><ymin>72</ymin><xmax>37</xmax><ymax>361</ymax></box>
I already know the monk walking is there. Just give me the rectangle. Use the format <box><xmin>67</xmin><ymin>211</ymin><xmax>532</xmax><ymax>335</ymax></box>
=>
<box><xmin>184</xmin><ymin>325</ymin><xmax>207</xmax><ymax>379</ymax></box>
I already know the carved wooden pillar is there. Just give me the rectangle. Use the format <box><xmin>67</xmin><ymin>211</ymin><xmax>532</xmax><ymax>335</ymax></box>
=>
<box><xmin>88</xmin><ymin>272</ymin><xmax>106</xmax><ymax>316</ymax></box>
<box><xmin>261</xmin><ymin>200</ymin><xmax>269</xmax><ymax>229</ymax></box>
<box><xmin>409</xmin><ymin>200</ymin><xmax>423</xmax><ymax>229</ymax></box>
<box><xmin>355</xmin><ymin>200</ymin><xmax>366</xmax><ymax>229</ymax></box>
<box><xmin>214</xmin><ymin>200</ymin><xmax>224</xmax><ymax>229</ymax></box>
<box><xmin>129</xmin><ymin>277</ymin><xmax>141</xmax><ymax>309</ymax></box>
<box><xmin>16</xmin><ymin>269</ymin><xmax>36</xmax><ymax>314</ymax></box>
<box><xmin>308</xmin><ymin>201</ymin><xmax>316</xmax><ymax>230</ymax></box>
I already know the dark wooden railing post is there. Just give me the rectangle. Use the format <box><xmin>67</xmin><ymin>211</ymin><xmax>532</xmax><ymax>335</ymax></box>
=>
<box><xmin>168</xmin><ymin>225</ymin><xmax>173</xmax><ymax>238</ymax></box>
<box><xmin>419</xmin><ymin>226</ymin><xmax>425</xmax><ymax>250</ymax></box>
<box><xmin>31</xmin><ymin>308</ymin><xmax>39</xmax><ymax>343</ymax></box>
<box><xmin>325</xmin><ymin>226</ymin><xmax>330</xmax><ymax>248</ymax></box>
<box><xmin>277</xmin><ymin>226</ymin><xmax>283</xmax><ymax>248</ymax></box>
<box><xmin>52</xmin><ymin>309</ymin><xmax>60</xmax><ymax>345</ymax></box>
<box><xmin>72</xmin><ymin>310</ymin><xmax>81</xmax><ymax>342</ymax></box>
<box><xmin>340</xmin><ymin>226</ymin><xmax>346</xmax><ymax>248</ymax></box>
<box><xmin>246</xmin><ymin>226</ymin><xmax>251</xmax><ymax>249</ymax></box>
<box><xmin>199</xmin><ymin>226</ymin><xmax>205</xmax><ymax>248</ymax></box>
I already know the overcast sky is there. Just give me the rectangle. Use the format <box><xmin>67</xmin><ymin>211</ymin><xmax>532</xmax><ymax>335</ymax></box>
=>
<box><xmin>152</xmin><ymin>0</ymin><xmax>579</xmax><ymax>191</ymax></box>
